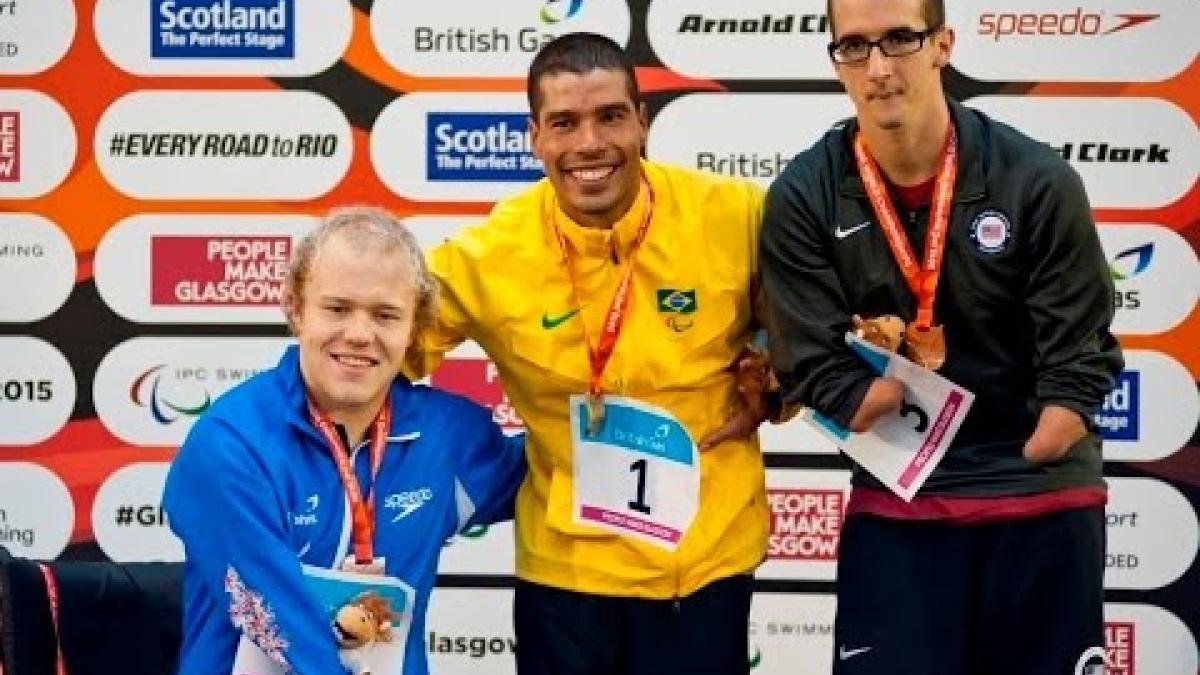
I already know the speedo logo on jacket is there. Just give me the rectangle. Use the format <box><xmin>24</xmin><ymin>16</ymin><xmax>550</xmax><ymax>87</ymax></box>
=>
<box><xmin>385</xmin><ymin>487</ymin><xmax>434</xmax><ymax>521</ymax></box>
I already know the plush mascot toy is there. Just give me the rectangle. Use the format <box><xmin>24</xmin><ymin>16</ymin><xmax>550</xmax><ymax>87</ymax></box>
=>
<box><xmin>332</xmin><ymin>591</ymin><xmax>396</xmax><ymax>675</ymax></box>
<box><xmin>852</xmin><ymin>314</ymin><xmax>905</xmax><ymax>353</ymax></box>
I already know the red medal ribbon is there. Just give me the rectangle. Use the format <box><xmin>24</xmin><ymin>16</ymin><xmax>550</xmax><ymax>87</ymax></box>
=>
<box><xmin>853</xmin><ymin>127</ymin><xmax>958</xmax><ymax>330</ymax></box>
<box><xmin>307</xmin><ymin>396</ymin><xmax>391</xmax><ymax>565</ymax></box>
<box><xmin>550</xmin><ymin>177</ymin><xmax>655</xmax><ymax>399</ymax></box>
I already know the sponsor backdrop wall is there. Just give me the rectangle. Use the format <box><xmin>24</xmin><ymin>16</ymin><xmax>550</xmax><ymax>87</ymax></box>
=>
<box><xmin>1</xmin><ymin>0</ymin><xmax>1197</xmax><ymax>672</ymax></box>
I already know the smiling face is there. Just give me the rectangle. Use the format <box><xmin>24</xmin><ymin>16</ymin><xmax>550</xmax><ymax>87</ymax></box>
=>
<box><xmin>286</xmin><ymin>231</ymin><xmax>417</xmax><ymax>428</ymax></box>
<box><xmin>529</xmin><ymin>67</ymin><xmax>648</xmax><ymax>229</ymax></box>
<box><xmin>830</xmin><ymin>0</ymin><xmax>953</xmax><ymax>134</ymax></box>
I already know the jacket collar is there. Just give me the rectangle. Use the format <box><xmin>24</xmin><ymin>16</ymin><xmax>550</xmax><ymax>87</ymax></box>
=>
<box><xmin>838</xmin><ymin>97</ymin><xmax>985</xmax><ymax>204</ymax></box>
<box><xmin>277</xmin><ymin>344</ymin><xmax>422</xmax><ymax>444</ymax></box>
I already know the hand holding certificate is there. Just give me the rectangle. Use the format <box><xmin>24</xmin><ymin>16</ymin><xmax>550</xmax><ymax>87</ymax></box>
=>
<box><xmin>803</xmin><ymin>332</ymin><xmax>975</xmax><ymax>501</ymax></box>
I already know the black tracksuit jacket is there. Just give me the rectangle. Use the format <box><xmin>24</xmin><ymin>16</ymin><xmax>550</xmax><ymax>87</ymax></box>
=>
<box><xmin>760</xmin><ymin>98</ymin><xmax>1123</xmax><ymax>497</ymax></box>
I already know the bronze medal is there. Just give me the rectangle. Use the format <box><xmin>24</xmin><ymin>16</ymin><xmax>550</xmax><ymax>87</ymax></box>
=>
<box><xmin>586</xmin><ymin>392</ymin><xmax>606</xmax><ymax>436</ymax></box>
<box><xmin>904</xmin><ymin>323</ymin><xmax>947</xmax><ymax>370</ymax></box>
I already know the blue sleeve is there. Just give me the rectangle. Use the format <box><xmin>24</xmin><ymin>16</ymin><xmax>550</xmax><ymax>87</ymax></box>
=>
<box><xmin>444</xmin><ymin>398</ymin><xmax>527</xmax><ymax>530</ymax></box>
<box><xmin>163</xmin><ymin>415</ymin><xmax>347</xmax><ymax>675</ymax></box>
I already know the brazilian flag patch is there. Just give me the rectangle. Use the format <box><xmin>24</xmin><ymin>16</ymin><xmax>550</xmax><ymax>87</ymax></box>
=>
<box><xmin>656</xmin><ymin>288</ymin><xmax>697</xmax><ymax>314</ymax></box>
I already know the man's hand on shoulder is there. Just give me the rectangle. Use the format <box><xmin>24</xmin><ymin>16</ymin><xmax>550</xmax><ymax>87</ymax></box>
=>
<box><xmin>1023</xmin><ymin>404</ymin><xmax>1088</xmax><ymax>464</ymax></box>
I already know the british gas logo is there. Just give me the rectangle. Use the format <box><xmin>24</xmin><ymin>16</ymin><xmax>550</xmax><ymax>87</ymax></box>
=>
<box><xmin>1100</xmin><ymin>224</ymin><xmax>1199</xmax><ymax>335</ymax></box>
<box><xmin>370</xmin><ymin>0</ymin><xmax>628</xmax><ymax>78</ymax></box>
<box><xmin>540</xmin><ymin>0</ymin><xmax>584</xmax><ymax>24</ymax></box>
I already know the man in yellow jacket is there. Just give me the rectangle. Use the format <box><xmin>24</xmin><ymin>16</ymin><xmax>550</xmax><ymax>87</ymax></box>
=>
<box><xmin>409</xmin><ymin>32</ymin><xmax>768</xmax><ymax>674</ymax></box>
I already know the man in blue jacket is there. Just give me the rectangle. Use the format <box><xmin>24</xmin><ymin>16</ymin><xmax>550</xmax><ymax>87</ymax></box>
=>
<box><xmin>164</xmin><ymin>206</ymin><xmax>525</xmax><ymax>675</ymax></box>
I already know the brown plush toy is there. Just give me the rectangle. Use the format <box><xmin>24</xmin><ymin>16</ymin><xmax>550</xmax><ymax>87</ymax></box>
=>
<box><xmin>852</xmin><ymin>314</ymin><xmax>905</xmax><ymax>353</ymax></box>
<box><xmin>332</xmin><ymin>591</ymin><xmax>396</xmax><ymax>675</ymax></box>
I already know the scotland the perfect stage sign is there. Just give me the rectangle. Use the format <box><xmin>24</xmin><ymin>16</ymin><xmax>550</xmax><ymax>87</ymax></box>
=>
<box><xmin>152</xmin><ymin>0</ymin><xmax>295</xmax><ymax>59</ymax></box>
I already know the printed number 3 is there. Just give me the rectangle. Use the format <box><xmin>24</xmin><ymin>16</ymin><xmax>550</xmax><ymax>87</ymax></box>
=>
<box><xmin>628</xmin><ymin>459</ymin><xmax>652</xmax><ymax>515</ymax></box>
<box><xmin>899</xmin><ymin>399</ymin><xmax>930</xmax><ymax>433</ymax></box>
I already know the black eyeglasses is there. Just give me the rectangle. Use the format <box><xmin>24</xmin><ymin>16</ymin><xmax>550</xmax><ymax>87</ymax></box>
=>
<box><xmin>827</xmin><ymin>25</ymin><xmax>943</xmax><ymax>64</ymax></box>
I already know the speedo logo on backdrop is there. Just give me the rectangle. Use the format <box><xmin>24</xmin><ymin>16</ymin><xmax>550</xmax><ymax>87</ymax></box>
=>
<box><xmin>951</xmin><ymin>2</ymin><xmax>1195</xmax><ymax>82</ymax></box>
<box><xmin>977</xmin><ymin>9</ymin><xmax>1158</xmax><ymax>41</ymax></box>
<box><xmin>425</xmin><ymin>113</ymin><xmax>543</xmax><ymax>182</ymax></box>
<box><xmin>153</xmin><ymin>0</ymin><xmax>295</xmax><ymax>58</ymax></box>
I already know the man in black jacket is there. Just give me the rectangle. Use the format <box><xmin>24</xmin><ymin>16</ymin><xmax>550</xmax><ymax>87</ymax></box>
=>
<box><xmin>759</xmin><ymin>0</ymin><xmax>1122</xmax><ymax>673</ymax></box>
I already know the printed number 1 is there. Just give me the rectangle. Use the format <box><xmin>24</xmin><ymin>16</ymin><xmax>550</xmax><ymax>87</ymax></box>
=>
<box><xmin>628</xmin><ymin>459</ymin><xmax>652</xmax><ymax>515</ymax></box>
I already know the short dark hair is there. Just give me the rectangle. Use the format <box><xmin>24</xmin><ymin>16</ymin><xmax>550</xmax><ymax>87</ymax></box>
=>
<box><xmin>826</xmin><ymin>0</ymin><xmax>944</xmax><ymax>37</ymax></box>
<box><xmin>527</xmin><ymin>32</ymin><xmax>639</xmax><ymax>118</ymax></box>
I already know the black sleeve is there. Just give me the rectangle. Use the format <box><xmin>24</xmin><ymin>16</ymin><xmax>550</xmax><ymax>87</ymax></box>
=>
<box><xmin>758</xmin><ymin>161</ymin><xmax>875</xmax><ymax>428</ymax></box>
<box><xmin>1022</xmin><ymin>160</ymin><xmax>1124</xmax><ymax>420</ymax></box>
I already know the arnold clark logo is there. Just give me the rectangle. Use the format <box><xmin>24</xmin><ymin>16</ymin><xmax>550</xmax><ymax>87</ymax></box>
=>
<box><xmin>94</xmin><ymin>337</ymin><xmax>291</xmax><ymax>445</ymax></box>
<box><xmin>647</xmin><ymin>0</ymin><xmax>835</xmax><ymax>80</ymax></box>
<box><xmin>950</xmin><ymin>1</ymin><xmax>1197</xmax><ymax>81</ymax></box>
<box><xmin>1104</xmin><ymin>604</ymin><xmax>1199</xmax><ymax>675</ymax></box>
<box><xmin>967</xmin><ymin>97</ymin><xmax>1197</xmax><ymax>209</ymax></box>
<box><xmin>152</xmin><ymin>0</ymin><xmax>294</xmax><ymax>58</ymax></box>
<box><xmin>371</xmin><ymin>0</ymin><xmax>629</xmax><ymax>78</ymax></box>
<box><xmin>1105</xmin><ymin>477</ymin><xmax>1199</xmax><ymax>591</ymax></box>
<box><xmin>1100</xmin><ymin>224</ymin><xmax>1199</xmax><ymax>335</ymax></box>
<box><xmin>1095</xmin><ymin>350</ymin><xmax>1198</xmax><ymax>463</ymax></box>
<box><xmin>426</xmin><ymin>113</ymin><xmax>542</xmax><ymax>182</ymax></box>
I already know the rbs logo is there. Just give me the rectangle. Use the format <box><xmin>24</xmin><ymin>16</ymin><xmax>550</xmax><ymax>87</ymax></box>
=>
<box><xmin>1094</xmin><ymin>371</ymin><xmax>1139</xmax><ymax>441</ymax></box>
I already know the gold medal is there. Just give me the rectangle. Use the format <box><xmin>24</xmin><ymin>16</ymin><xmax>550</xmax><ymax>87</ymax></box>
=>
<box><xmin>904</xmin><ymin>323</ymin><xmax>947</xmax><ymax>370</ymax></box>
<box><xmin>586</xmin><ymin>392</ymin><xmax>606</xmax><ymax>436</ymax></box>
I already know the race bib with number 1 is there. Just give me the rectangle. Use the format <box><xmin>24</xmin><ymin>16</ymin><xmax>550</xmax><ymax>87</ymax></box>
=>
<box><xmin>570</xmin><ymin>395</ymin><xmax>699</xmax><ymax>550</ymax></box>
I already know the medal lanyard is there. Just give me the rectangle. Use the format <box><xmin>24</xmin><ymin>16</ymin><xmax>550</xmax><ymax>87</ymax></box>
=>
<box><xmin>853</xmin><ymin>127</ymin><xmax>957</xmax><ymax>330</ymax></box>
<box><xmin>549</xmin><ymin>177</ymin><xmax>655</xmax><ymax>399</ymax></box>
<box><xmin>307</xmin><ymin>397</ymin><xmax>391</xmax><ymax>564</ymax></box>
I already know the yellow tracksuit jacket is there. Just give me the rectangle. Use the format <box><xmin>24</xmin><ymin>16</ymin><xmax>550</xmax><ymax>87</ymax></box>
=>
<box><xmin>412</xmin><ymin>160</ymin><xmax>768</xmax><ymax>599</ymax></box>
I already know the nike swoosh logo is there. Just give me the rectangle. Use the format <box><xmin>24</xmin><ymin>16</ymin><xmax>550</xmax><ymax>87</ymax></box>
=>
<box><xmin>835</xmin><ymin>221</ymin><xmax>871</xmax><ymax>239</ymax></box>
<box><xmin>541</xmin><ymin>308</ymin><xmax>581</xmax><ymax>329</ymax></box>
<box><xmin>839</xmin><ymin>646</ymin><xmax>872</xmax><ymax>660</ymax></box>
